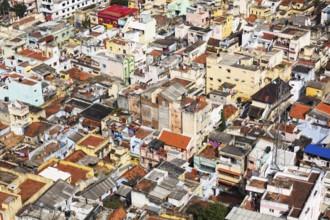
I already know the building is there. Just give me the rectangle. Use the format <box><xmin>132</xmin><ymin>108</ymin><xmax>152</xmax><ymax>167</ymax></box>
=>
<box><xmin>206</xmin><ymin>53</ymin><xmax>265</xmax><ymax>98</ymax></box>
<box><xmin>38</xmin><ymin>0</ymin><xmax>107</xmax><ymax>21</ymax></box>
<box><xmin>0</xmin><ymin>74</ymin><xmax>45</xmax><ymax>106</ymax></box>
<box><xmin>248</xmin><ymin>78</ymin><xmax>292</xmax><ymax>121</ymax></box>
<box><xmin>158</xmin><ymin>129</ymin><xmax>194</xmax><ymax>161</ymax></box>
<box><xmin>8</xmin><ymin>101</ymin><xmax>31</xmax><ymax>135</ymax></box>
<box><xmin>76</xmin><ymin>134</ymin><xmax>110</xmax><ymax>159</ymax></box>
<box><xmin>97</xmin><ymin>5</ymin><xmax>138</xmax><ymax>28</ymax></box>
<box><xmin>321</xmin><ymin>5</ymin><xmax>330</xmax><ymax>25</ymax></box>
<box><xmin>260</xmin><ymin>167</ymin><xmax>322</xmax><ymax>220</ymax></box>
<box><xmin>217</xmin><ymin>144</ymin><xmax>251</xmax><ymax>187</ymax></box>
<box><xmin>273</xmin><ymin>26</ymin><xmax>311</xmax><ymax>61</ymax></box>
<box><xmin>77</xmin><ymin>174</ymin><xmax>117</xmax><ymax>202</ymax></box>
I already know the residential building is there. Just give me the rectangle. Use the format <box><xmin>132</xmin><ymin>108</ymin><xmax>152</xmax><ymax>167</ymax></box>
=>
<box><xmin>38</xmin><ymin>0</ymin><xmax>107</xmax><ymax>21</ymax></box>
<box><xmin>321</xmin><ymin>5</ymin><xmax>330</xmax><ymax>25</ymax></box>
<box><xmin>248</xmin><ymin>78</ymin><xmax>292</xmax><ymax>121</ymax></box>
<box><xmin>273</xmin><ymin>26</ymin><xmax>311</xmax><ymax>61</ymax></box>
<box><xmin>97</xmin><ymin>5</ymin><xmax>138</xmax><ymax>29</ymax></box>
<box><xmin>0</xmin><ymin>74</ymin><xmax>45</xmax><ymax>106</ymax></box>
<box><xmin>206</xmin><ymin>53</ymin><xmax>265</xmax><ymax>98</ymax></box>
<box><xmin>260</xmin><ymin>167</ymin><xmax>322</xmax><ymax>220</ymax></box>
<box><xmin>76</xmin><ymin>134</ymin><xmax>110</xmax><ymax>159</ymax></box>
<box><xmin>217</xmin><ymin>144</ymin><xmax>251</xmax><ymax>187</ymax></box>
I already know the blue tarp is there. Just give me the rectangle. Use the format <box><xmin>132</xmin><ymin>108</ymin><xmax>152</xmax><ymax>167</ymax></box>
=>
<box><xmin>304</xmin><ymin>144</ymin><xmax>330</xmax><ymax>160</ymax></box>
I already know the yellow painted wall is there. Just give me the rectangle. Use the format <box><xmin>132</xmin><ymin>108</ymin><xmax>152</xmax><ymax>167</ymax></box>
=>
<box><xmin>306</xmin><ymin>87</ymin><xmax>323</xmax><ymax>98</ymax></box>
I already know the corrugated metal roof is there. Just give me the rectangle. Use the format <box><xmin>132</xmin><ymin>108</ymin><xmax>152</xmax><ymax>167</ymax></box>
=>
<box><xmin>304</xmin><ymin>144</ymin><xmax>330</xmax><ymax>160</ymax></box>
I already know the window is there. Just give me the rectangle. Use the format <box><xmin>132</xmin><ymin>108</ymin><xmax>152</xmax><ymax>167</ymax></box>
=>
<box><xmin>226</xmin><ymin>76</ymin><xmax>231</xmax><ymax>79</ymax></box>
<box><xmin>218</xmin><ymin>79</ymin><xmax>221</xmax><ymax>82</ymax></box>
<box><xmin>123</xmin><ymin>49</ymin><xmax>126</xmax><ymax>54</ymax></box>
<box><xmin>269</xmin><ymin>209</ymin><xmax>274</xmax><ymax>213</ymax></box>
<box><xmin>34</xmin><ymin>89</ymin><xmax>37</xmax><ymax>92</ymax></box>
<box><xmin>102</xmin><ymin>64</ymin><xmax>106</xmax><ymax>68</ymax></box>
<box><xmin>227</xmin><ymin>69</ymin><xmax>231</xmax><ymax>73</ymax></box>
<box><xmin>62</xmin><ymin>2</ymin><xmax>65</xmax><ymax>6</ymax></box>
<box><xmin>209</xmin><ymin>77</ymin><xmax>213</xmax><ymax>81</ymax></box>
<box><xmin>35</xmin><ymin>99</ymin><xmax>38</xmax><ymax>102</ymax></box>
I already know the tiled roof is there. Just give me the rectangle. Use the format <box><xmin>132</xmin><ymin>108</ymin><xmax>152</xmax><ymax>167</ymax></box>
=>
<box><xmin>24</xmin><ymin>122</ymin><xmax>52</xmax><ymax>137</ymax></box>
<box><xmin>289</xmin><ymin>103</ymin><xmax>311</xmax><ymax>120</ymax></box>
<box><xmin>315</xmin><ymin>102</ymin><xmax>330</xmax><ymax>115</ymax></box>
<box><xmin>158</xmin><ymin>130</ymin><xmax>192</xmax><ymax>150</ymax></box>
<box><xmin>251</xmin><ymin>78</ymin><xmax>292</xmax><ymax>104</ymax></box>
<box><xmin>64</xmin><ymin>150</ymin><xmax>87</xmax><ymax>163</ymax></box>
<box><xmin>107</xmin><ymin>208</ymin><xmax>126</xmax><ymax>220</ymax></box>
<box><xmin>79</xmin><ymin>135</ymin><xmax>106</xmax><ymax>148</ymax></box>
<box><xmin>278</xmin><ymin>123</ymin><xmax>296</xmax><ymax>134</ymax></box>
<box><xmin>18</xmin><ymin>179</ymin><xmax>46</xmax><ymax>202</ymax></box>
<box><xmin>223</xmin><ymin>104</ymin><xmax>238</xmax><ymax>119</ymax></box>
<box><xmin>120</xmin><ymin>165</ymin><xmax>147</xmax><ymax>181</ymax></box>
<box><xmin>64</xmin><ymin>68</ymin><xmax>95</xmax><ymax>81</ymax></box>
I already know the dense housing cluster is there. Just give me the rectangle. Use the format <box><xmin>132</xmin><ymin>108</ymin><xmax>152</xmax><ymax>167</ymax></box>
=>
<box><xmin>0</xmin><ymin>0</ymin><xmax>329</xmax><ymax>219</ymax></box>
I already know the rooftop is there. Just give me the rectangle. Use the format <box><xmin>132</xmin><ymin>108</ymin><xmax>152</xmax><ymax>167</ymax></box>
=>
<box><xmin>18</xmin><ymin>178</ymin><xmax>46</xmax><ymax>202</ymax></box>
<box><xmin>199</xmin><ymin>145</ymin><xmax>218</xmax><ymax>159</ymax></box>
<box><xmin>79</xmin><ymin>135</ymin><xmax>106</xmax><ymax>148</ymax></box>
<box><xmin>158</xmin><ymin>130</ymin><xmax>191</xmax><ymax>150</ymax></box>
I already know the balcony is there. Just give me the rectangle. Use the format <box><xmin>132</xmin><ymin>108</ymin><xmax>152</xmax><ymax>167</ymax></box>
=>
<box><xmin>217</xmin><ymin>160</ymin><xmax>242</xmax><ymax>176</ymax></box>
<box><xmin>41</xmin><ymin>0</ymin><xmax>53</xmax><ymax>5</ymax></box>
<box><xmin>274</xmin><ymin>41</ymin><xmax>289</xmax><ymax>50</ymax></box>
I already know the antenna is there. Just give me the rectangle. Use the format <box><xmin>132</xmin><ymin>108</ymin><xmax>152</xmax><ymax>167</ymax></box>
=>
<box><xmin>271</xmin><ymin>78</ymin><xmax>286</xmax><ymax>172</ymax></box>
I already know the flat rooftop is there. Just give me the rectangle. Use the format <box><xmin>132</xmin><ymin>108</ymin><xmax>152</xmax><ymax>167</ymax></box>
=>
<box><xmin>18</xmin><ymin>178</ymin><xmax>46</xmax><ymax>202</ymax></box>
<box><xmin>263</xmin><ymin>172</ymin><xmax>319</xmax><ymax>218</ymax></box>
<box><xmin>79</xmin><ymin>135</ymin><xmax>106</xmax><ymax>148</ymax></box>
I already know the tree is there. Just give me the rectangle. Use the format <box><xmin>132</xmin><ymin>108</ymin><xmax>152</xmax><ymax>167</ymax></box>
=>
<box><xmin>110</xmin><ymin>0</ymin><xmax>128</xmax><ymax>6</ymax></box>
<box><xmin>0</xmin><ymin>0</ymin><xmax>10</xmax><ymax>16</ymax></box>
<box><xmin>191</xmin><ymin>202</ymin><xmax>228</xmax><ymax>220</ymax></box>
<box><xmin>313</xmin><ymin>0</ymin><xmax>320</xmax><ymax>7</ymax></box>
<box><xmin>218</xmin><ymin>110</ymin><xmax>226</xmax><ymax>132</ymax></box>
<box><xmin>12</xmin><ymin>3</ymin><xmax>27</xmax><ymax>18</ymax></box>
<box><xmin>81</xmin><ymin>18</ymin><xmax>90</xmax><ymax>29</ymax></box>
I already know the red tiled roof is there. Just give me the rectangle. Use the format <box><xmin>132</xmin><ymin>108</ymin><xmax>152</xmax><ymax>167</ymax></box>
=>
<box><xmin>279</xmin><ymin>123</ymin><xmax>296</xmax><ymax>134</ymax></box>
<box><xmin>64</xmin><ymin>150</ymin><xmax>87</xmax><ymax>163</ymax></box>
<box><xmin>148</xmin><ymin>50</ymin><xmax>163</xmax><ymax>58</ymax></box>
<box><xmin>44</xmin><ymin>97</ymin><xmax>65</xmax><ymax>118</ymax></box>
<box><xmin>107</xmin><ymin>207</ymin><xmax>126</xmax><ymax>220</ymax></box>
<box><xmin>262</xmin><ymin>33</ymin><xmax>276</xmax><ymax>40</ymax></box>
<box><xmin>223</xmin><ymin>104</ymin><xmax>238</xmax><ymax>119</ymax></box>
<box><xmin>245</xmin><ymin>15</ymin><xmax>257</xmax><ymax>22</ymax></box>
<box><xmin>98</xmin><ymin>5</ymin><xmax>138</xmax><ymax>18</ymax></box>
<box><xmin>13</xmin><ymin>16</ymin><xmax>36</xmax><ymax>26</ymax></box>
<box><xmin>192</xmin><ymin>53</ymin><xmax>210</xmax><ymax>64</ymax></box>
<box><xmin>64</xmin><ymin>68</ymin><xmax>95</xmax><ymax>81</ymax></box>
<box><xmin>42</xmin><ymin>161</ymin><xmax>89</xmax><ymax>185</ymax></box>
<box><xmin>79</xmin><ymin>135</ymin><xmax>106</xmax><ymax>148</ymax></box>
<box><xmin>18</xmin><ymin>179</ymin><xmax>46</xmax><ymax>202</ymax></box>
<box><xmin>18</xmin><ymin>49</ymin><xmax>48</xmax><ymax>61</ymax></box>
<box><xmin>315</xmin><ymin>102</ymin><xmax>330</xmax><ymax>115</ymax></box>
<box><xmin>120</xmin><ymin>165</ymin><xmax>147</xmax><ymax>181</ymax></box>
<box><xmin>158</xmin><ymin>130</ymin><xmax>191</xmax><ymax>150</ymax></box>
<box><xmin>24</xmin><ymin>122</ymin><xmax>52</xmax><ymax>137</ymax></box>
<box><xmin>289</xmin><ymin>103</ymin><xmax>311</xmax><ymax>120</ymax></box>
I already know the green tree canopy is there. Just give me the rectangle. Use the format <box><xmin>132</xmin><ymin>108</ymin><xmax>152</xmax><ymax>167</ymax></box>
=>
<box><xmin>110</xmin><ymin>0</ymin><xmax>128</xmax><ymax>6</ymax></box>
<box><xmin>191</xmin><ymin>202</ymin><xmax>228</xmax><ymax>220</ymax></box>
<box><xmin>12</xmin><ymin>3</ymin><xmax>27</xmax><ymax>18</ymax></box>
<box><xmin>0</xmin><ymin>0</ymin><xmax>11</xmax><ymax>15</ymax></box>
<box><xmin>218</xmin><ymin>110</ymin><xmax>226</xmax><ymax>132</ymax></box>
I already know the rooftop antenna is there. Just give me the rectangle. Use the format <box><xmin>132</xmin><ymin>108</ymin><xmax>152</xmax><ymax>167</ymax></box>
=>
<box><xmin>271</xmin><ymin>78</ymin><xmax>286</xmax><ymax>172</ymax></box>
